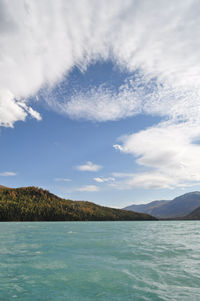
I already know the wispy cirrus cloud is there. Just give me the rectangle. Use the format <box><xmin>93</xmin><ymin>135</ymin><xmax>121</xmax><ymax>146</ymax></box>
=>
<box><xmin>76</xmin><ymin>161</ymin><xmax>102</xmax><ymax>172</ymax></box>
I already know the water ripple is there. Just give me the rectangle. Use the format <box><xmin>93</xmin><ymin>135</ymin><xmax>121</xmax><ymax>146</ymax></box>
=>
<box><xmin>0</xmin><ymin>221</ymin><xmax>200</xmax><ymax>300</ymax></box>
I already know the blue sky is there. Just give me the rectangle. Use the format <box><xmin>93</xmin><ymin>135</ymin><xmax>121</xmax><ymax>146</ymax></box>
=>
<box><xmin>0</xmin><ymin>96</ymin><xmax>188</xmax><ymax>208</ymax></box>
<box><xmin>1</xmin><ymin>1</ymin><xmax>200</xmax><ymax>207</ymax></box>
<box><xmin>0</xmin><ymin>62</ymin><xmax>161</xmax><ymax>204</ymax></box>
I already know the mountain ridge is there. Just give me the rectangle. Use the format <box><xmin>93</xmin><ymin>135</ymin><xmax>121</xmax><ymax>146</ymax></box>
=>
<box><xmin>123</xmin><ymin>191</ymin><xmax>200</xmax><ymax>218</ymax></box>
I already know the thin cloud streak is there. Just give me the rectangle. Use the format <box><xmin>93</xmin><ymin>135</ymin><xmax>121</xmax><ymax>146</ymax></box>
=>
<box><xmin>0</xmin><ymin>171</ymin><xmax>16</xmax><ymax>176</ymax></box>
<box><xmin>93</xmin><ymin>177</ymin><xmax>115</xmax><ymax>183</ymax></box>
<box><xmin>76</xmin><ymin>161</ymin><xmax>102</xmax><ymax>172</ymax></box>
<box><xmin>54</xmin><ymin>178</ymin><xmax>72</xmax><ymax>182</ymax></box>
<box><xmin>76</xmin><ymin>185</ymin><xmax>99</xmax><ymax>192</ymax></box>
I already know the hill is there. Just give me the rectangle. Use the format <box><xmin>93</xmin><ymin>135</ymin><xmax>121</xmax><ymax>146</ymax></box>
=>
<box><xmin>0</xmin><ymin>185</ymin><xmax>9</xmax><ymax>189</ymax></box>
<box><xmin>0</xmin><ymin>186</ymin><xmax>156</xmax><ymax>221</ymax></box>
<box><xmin>123</xmin><ymin>192</ymin><xmax>200</xmax><ymax>218</ymax></box>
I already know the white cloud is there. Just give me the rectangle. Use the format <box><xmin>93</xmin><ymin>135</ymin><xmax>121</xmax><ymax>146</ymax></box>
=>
<box><xmin>76</xmin><ymin>185</ymin><xmax>99</xmax><ymax>192</ymax></box>
<box><xmin>94</xmin><ymin>177</ymin><xmax>115</xmax><ymax>183</ymax></box>
<box><xmin>113</xmin><ymin>144</ymin><xmax>124</xmax><ymax>152</ymax></box>
<box><xmin>0</xmin><ymin>90</ymin><xmax>41</xmax><ymax>127</ymax></box>
<box><xmin>18</xmin><ymin>102</ymin><xmax>42</xmax><ymax>121</ymax></box>
<box><xmin>76</xmin><ymin>161</ymin><xmax>102</xmax><ymax>172</ymax></box>
<box><xmin>0</xmin><ymin>171</ymin><xmax>16</xmax><ymax>176</ymax></box>
<box><xmin>54</xmin><ymin>178</ymin><xmax>71</xmax><ymax>182</ymax></box>
<box><xmin>1</xmin><ymin>0</ymin><xmax>200</xmax><ymax>126</ymax></box>
<box><xmin>0</xmin><ymin>89</ymin><xmax>41</xmax><ymax>127</ymax></box>
<box><xmin>114</xmin><ymin>121</ymin><xmax>200</xmax><ymax>189</ymax></box>
<box><xmin>39</xmin><ymin>1</ymin><xmax>200</xmax><ymax>124</ymax></box>
<box><xmin>61</xmin><ymin>81</ymin><xmax>142</xmax><ymax>122</ymax></box>
<box><xmin>56</xmin><ymin>73</ymin><xmax>200</xmax><ymax>123</ymax></box>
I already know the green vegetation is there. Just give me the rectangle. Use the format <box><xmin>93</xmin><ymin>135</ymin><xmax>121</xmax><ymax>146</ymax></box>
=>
<box><xmin>0</xmin><ymin>186</ymin><xmax>156</xmax><ymax>221</ymax></box>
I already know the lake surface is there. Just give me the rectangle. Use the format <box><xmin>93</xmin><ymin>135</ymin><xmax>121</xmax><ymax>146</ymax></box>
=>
<box><xmin>0</xmin><ymin>221</ymin><xmax>200</xmax><ymax>301</ymax></box>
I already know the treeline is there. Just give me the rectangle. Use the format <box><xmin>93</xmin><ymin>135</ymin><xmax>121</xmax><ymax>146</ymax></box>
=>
<box><xmin>0</xmin><ymin>186</ymin><xmax>156</xmax><ymax>221</ymax></box>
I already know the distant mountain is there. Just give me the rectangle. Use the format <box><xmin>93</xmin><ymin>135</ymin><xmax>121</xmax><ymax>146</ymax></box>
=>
<box><xmin>184</xmin><ymin>206</ymin><xmax>200</xmax><ymax>220</ymax></box>
<box><xmin>123</xmin><ymin>191</ymin><xmax>200</xmax><ymax>218</ymax></box>
<box><xmin>0</xmin><ymin>186</ymin><xmax>156</xmax><ymax>221</ymax></box>
<box><xmin>124</xmin><ymin>200</ymin><xmax>170</xmax><ymax>216</ymax></box>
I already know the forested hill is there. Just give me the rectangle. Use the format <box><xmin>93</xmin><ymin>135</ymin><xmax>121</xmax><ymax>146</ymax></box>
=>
<box><xmin>0</xmin><ymin>186</ymin><xmax>157</xmax><ymax>221</ymax></box>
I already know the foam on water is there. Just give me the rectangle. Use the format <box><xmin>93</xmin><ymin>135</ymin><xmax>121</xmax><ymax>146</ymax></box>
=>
<box><xmin>0</xmin><ymin>221</ymin><xmax>200</xmax><ymax>301</ymax></box>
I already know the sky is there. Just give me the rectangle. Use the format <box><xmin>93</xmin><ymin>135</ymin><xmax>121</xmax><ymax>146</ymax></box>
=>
<box><xmin>1</xmin><ymin>0</ymin><xmax>200</xmax><ymax>208</ymax></box>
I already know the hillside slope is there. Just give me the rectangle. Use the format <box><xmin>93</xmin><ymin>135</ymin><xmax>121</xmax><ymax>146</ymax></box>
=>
<box><xmin>184</xmin><ymin>206</ymin><xmax>200</xmax><ymax>220</ymax></box>
<box><xmin>0</xmin><ymin>186</ymin><xmax>156</xmax><ymax>221</ymax></box>
<box><xmin>123</xmin><ymin>192</ymin><xmax>200</xmax><ymax>218</ymax></box>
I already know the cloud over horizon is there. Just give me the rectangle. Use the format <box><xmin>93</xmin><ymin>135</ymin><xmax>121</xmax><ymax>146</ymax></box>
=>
<box><xmin>113</xmin><ymin>121</ymin><xmax>200</xmax><ymax>189</ymax></box>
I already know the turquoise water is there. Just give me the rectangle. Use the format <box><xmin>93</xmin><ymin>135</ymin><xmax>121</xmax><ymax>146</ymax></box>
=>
<box><xmin>0</xmin><ymin>222</ymin><xmax>200</xmax><ymax>301</ymax></box>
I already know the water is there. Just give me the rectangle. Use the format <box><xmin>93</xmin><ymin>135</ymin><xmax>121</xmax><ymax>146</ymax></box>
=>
<box><xmin>0</xmin><ymin>221</ymin><xmax>199</xmax><ymax>301</ymax></box>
